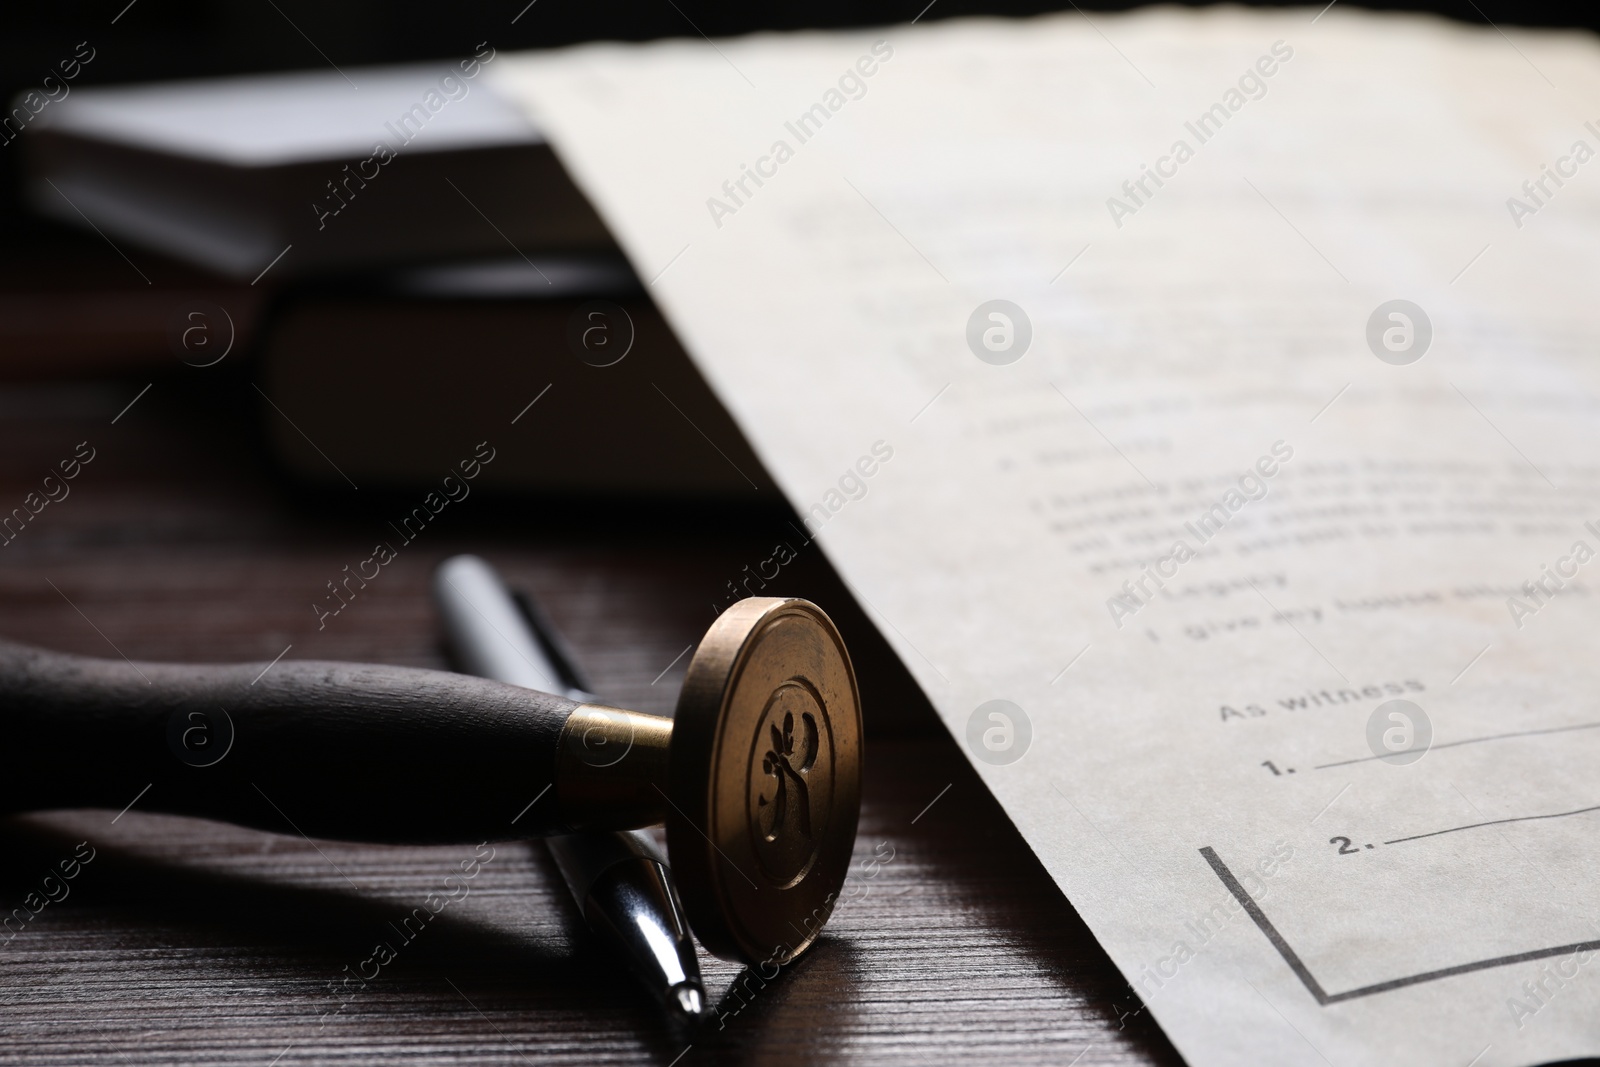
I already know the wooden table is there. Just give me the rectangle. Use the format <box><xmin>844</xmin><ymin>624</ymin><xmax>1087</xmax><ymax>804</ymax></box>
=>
<box><xmin>0</xmin><ymin>296</ymin><xmax>1182</xmax><ymax>1064</ymax></box>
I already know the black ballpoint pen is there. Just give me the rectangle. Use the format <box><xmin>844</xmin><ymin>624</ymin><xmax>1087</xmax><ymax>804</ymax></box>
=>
<box><xmin>432</xmin><ymin>554</ymin><xmax>706</xmax><ymax>1021</ymax></box>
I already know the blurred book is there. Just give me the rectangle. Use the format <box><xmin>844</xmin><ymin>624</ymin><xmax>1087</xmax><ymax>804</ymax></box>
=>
<box><xmin>259</xmin><ymin>254</ymin><xmax>771</xmax><ymax>497</ymax></box>
<box><xmin>0</xmin><ymin>230</ymin><xmax>266</xmax><ymax>379</ymax></box>
<box><xmin>21</xmin><ymin>59</ymin><xmax>612</xmax><ymax>280</ymax></box>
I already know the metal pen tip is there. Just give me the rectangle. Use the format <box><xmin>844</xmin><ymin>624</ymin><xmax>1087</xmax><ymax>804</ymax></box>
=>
<box><xmin>670</xmin><ymin>982</ymin><xmax>705</xmax><ymax>1020</ymax></box>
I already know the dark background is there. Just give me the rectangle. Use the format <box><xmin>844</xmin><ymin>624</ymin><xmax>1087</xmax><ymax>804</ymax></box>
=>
<box><xmin>1</xmin><ymin>0</ymin><xmax>1597</xmax><ymax>238</ymax></box>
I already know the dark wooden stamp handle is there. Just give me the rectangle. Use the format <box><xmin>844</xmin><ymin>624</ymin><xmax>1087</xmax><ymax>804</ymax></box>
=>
<box><xmin>0</xmin><ymin>638</ymin><xmax>579</xmax><ymax>842</ymax></box>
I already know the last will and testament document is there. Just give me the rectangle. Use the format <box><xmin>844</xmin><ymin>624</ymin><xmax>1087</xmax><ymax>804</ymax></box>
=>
<box><xmin>492</xmin><ymin>8</ymin><xmax>1600</xmax><ymax>1064</ymax></box>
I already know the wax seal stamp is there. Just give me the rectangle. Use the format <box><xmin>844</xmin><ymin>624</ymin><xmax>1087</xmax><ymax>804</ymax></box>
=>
<box><xmin>668</xmin><ymin>598</ymin><xmax>862</xmax><ymax>963</ymax></box>
<box><xmin>0</xmin><ymin>596</ymin><xmax>863</xmax><ymax>967</ymax></box>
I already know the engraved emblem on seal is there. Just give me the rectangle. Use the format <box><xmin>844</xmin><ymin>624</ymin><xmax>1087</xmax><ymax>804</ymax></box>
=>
<box><xmin>748</xmin><ymin>681</ymin><xmax>833</xmax><ymax>887</ymax></box>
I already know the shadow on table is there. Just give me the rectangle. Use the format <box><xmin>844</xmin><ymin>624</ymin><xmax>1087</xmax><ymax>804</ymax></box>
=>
<box><xmin>0</xmin><ymin>812</ymin><xmax>702</xmax><ymax>1057</ymax></box>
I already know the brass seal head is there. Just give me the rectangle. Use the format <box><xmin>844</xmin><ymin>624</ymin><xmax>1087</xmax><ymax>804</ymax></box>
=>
<box><xmin>666</xmin><ymin>598</ymin><xmax>862</xmax><ymax>964</ymax></box>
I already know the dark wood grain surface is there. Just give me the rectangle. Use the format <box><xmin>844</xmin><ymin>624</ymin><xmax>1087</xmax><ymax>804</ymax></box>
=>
<box><xmin>0</xmin><ymin>345</ymin><xmax>1182</xmax><ymax>1063</ymax></box>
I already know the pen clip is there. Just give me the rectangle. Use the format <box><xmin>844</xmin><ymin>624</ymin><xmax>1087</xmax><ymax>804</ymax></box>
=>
<box><xmin>510</xmin><ymin>587</ymin><xmax>598</xmax><ymax>701</ymax></box>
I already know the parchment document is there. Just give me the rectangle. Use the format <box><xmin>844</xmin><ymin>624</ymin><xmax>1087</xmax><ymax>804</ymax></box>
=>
<box><xmin>493</xmin><ymin>10</ymin><xmax>1600</xmax><ymax>1064</ymax></box>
